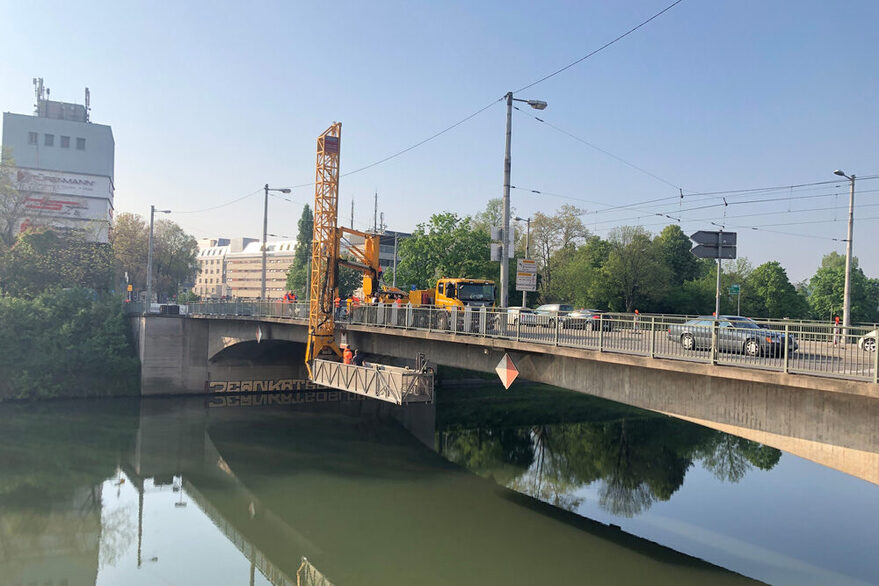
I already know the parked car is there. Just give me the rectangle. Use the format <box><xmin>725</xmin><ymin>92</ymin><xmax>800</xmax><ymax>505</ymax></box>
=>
<box><xmin>533</xmin><ymin>304</ymin><xmax>574</xmax><ymax>328</ymax></box>
<box><xmin>506</xmin><ymin>307</ymin><xmax>537</xmax><ymax>327</ymax></box>
<box><xmin>859</xmin><ymin>329</ymin><xmax>878</xmax><ymax>352</ymax></box>
<box><xmin>667</xmin><ymin>315</ymin><xmax>798</xmax><ymax>356</ymax></box>
<box><xmin>562</xmin><ymin>309</ymin><xmax>613</xmax><ymax>331</ymax></box>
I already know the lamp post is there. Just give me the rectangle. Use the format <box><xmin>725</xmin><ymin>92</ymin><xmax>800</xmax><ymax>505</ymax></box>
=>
<box><xmin>833</xmin><ymin>169</ymin><xmax>856</xmax><ymax>340</ymax></box>
<box><xmin>262</xmin><ymin>184</ymin><xmax>292</xmax><ymax>300</ymax></box>
<box><xmin>514</xmin><ymin>216</ymin><xmax>531</xmax><ymax>307</ymax></box>
<box><xmin>500</xmin><ymin>92</ymin><xmax>547</xmax><ymax>308</ymax></box>
<box><xmin>146</xmin><ymin>205</ymin><xmax>171</xmax><ymax>312</ymax></box>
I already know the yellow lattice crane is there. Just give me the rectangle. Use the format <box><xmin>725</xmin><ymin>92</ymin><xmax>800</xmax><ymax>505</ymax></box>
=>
<box><xmin>304</xmin><ymin>123</ymin><xmax>408</xmax><ymax>377</ymax></box>
<box><xmin>306</xmin><ymin>123</ymin><xmax>343</xmax><ymax>372</ymax></box>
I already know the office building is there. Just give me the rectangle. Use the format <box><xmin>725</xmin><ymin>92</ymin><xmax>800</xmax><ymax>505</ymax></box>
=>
<box><xmin>1</xmin><ymin>78</ymin><xmax>114</xmax><ymax>243</ymax></box>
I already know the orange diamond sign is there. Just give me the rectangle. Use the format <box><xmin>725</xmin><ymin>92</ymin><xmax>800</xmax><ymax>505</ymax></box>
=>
<box><xmin>495</xmin><ymin>353</ymin><xmax>519</xmax><ymax>389</ymax></box>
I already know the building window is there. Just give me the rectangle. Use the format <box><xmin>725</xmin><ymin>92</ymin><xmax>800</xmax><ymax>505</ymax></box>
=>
<box><xmin>60</xmin><ymin>136</ymin><xmax>70</xmax><ymax>148</ymax></box>
<box><xmin>28</xmin><ymin>132</ymin><xmax>38</xmax><ymax>145</ymax></box>
<box><xmin>76</xmin><ymin>137</ymin><xmax>86</xmax><ymax>150</ymax></box>
<box><xmin>44</xmin><ymin>134</ymin><xmax>54</xmax><ymax>146</ymax></box>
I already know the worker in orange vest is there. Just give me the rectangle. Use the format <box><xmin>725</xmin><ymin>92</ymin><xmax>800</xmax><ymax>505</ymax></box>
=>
<box><xmin>342</xmin><ymin>345</ymin><xmax>354</xmax><ymax>364</ymax></box>
<box><xmin>334</xmin><ymin>295</ymin><xmax>341</xmax><ymax>319</ymax></box>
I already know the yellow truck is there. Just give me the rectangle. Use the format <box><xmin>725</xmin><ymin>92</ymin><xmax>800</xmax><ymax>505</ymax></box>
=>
<box><xmin>408</xmin><ymin>278</ymin><xmax>496</xmax><ymax>309</ymax></box>
<box><xmin>407</xmin><ymin>278</ymin><xmax>497</xmax><ymax>331</ymax></box>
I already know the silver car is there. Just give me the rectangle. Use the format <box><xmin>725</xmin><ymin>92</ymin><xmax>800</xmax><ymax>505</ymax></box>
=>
<box><xmin>859</xmin><ymin>329</ymin><xmax>878</xmax><ymax>352</ymax></box>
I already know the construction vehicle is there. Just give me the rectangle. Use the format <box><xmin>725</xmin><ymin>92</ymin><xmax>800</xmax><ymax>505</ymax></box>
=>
<box><xmin>303</xmin><ymin>123</ymin><xmax>434</xmax><ymax>404</ymax></box>
<box><xmin>408</xmin><ymin>278</ymin><xmax>496</xmax><ymax>309</ymax></box>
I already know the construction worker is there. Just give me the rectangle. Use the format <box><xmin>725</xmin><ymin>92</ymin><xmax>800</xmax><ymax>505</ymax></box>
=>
<box><xmin>334</xmin><ymin>295</ymin><xmax>342</xmax><ymax>320</ymax></box>
<box><xmin>352</xmin><ymin>348</ymin><xmax>364</xmax><ymax>366</ymax></box>
<box><xmin>343</xmin><ymin>345</ymin><xmax>354</xmax><ymax>364</ymax></box>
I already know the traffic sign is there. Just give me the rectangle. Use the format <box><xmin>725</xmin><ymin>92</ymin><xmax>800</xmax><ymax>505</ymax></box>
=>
<box><xmin>692</xmin><ymin>244</ymin><xmax>737</xmax><ymax>259</ymax></box>
<box><xmin>729</xmin><ymin>284</ymin><xmax>741</xmax><ymax>295</ymax></box>
<box><xmin>691</xmin><ymin>231</ymin><xmax>737</xmax><ymax>246</ymax></box>
<box><xmin>495</xmin><ymin>353</ymin><xmax>519</xmax><ymax>389</ymax></box>
<box><xmin>127</xmin><ymin>284</ymin><xmax>133</xmax><ymax>292</ymax></box>
<box><xmin>516</xmin><ymin>258</ymin><xmax>537</xmax><ymax>292</ymax></box>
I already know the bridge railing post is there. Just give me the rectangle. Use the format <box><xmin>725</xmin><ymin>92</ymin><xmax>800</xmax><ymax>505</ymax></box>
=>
<box><xmin>783</xmin><ymin>323</ymin><xmax>790</xmax><ymax>374</ymax></box>
<box><xmin>451</xmin><ymin>307</ymin><xmax>458</xmax><ymax>334</ymax></box>
<box><xmin>516</xmin><ymin>312</ymin><xmax>521</xmax><ymax>342</ymax></box>
<box><xmin>649</xmin><ymin>316</ymin><xmax>656</xmax><ymax>358</ymax></box>
<box><xmin>874</xmin><ymin>332</ymin><xmax>879</xmax><ymax>384</ymax></box>
<box><xmin>554</xmin><ymin>313</ymin><xmax>560</xmax><ymax>346</ymax></box>
<box><xmin>598</xmin><ymin>314</ymin><xmax>604</xmax><ymax>351</ymax></box>
<box><xmin>406</xmin><ymin>303</ymin><xmax>412</xmax><ymax>329</ymax></box>
<box><xmin>710</xmin><ymin>320</ymin><xmax>718</xmax><ymax>366</ymax></box>
<box><xmin>480</xmin><ymin>306</ymin><xmax>487</xmax><ymax>336</ymax></box>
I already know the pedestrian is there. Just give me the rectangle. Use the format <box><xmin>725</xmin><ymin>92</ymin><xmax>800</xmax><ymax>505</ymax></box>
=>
<box><xmin>342</xmin><ymin>345</ymin><xmax>353</xmax><ymax>364</ymax></box>
<box><xmin>352</xmin><ymin>348</ymin><xmax>364</xmax><ymax>366</ymax></box>
<box><xmin>634</xmin><ymin>309</ymin><xmax>640</xmax><ymax>332</ymax></box>
<box><xmin>833</xmin><ymin>315</ymin><xmax>841</xmax><ymax>346</ymax></box>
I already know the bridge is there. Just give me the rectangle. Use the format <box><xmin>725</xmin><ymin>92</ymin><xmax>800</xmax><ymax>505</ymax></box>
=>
<box><xmin>127</xmin><ymin>301</ymin><xmax>878</xmax><ymax>458</ymax></box>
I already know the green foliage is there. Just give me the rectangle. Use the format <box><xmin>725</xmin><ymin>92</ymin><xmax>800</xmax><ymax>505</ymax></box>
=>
<box><xmin>0</xmin><ymin>289</ymin><xmax>139</xmax><ymax>400</ymax></box>
<box><xmin>396</xmin><ymin>212</ymin><xmax>494</xmax><ymax>289</ymax></box>
<box><xmin>744</xmin><ymin>261</ymin><xmax>809</xmax><ymax>318</ymax></box>
<box><xmin>285</xmin><ymin>204</ymin><xmax>313</xmax><ymax>297</ymax></box>
<box><xmin>110</xmin><ymin>212</ymin><xmax>197</xmax><ymax>301</ymax></box>
<box><xmin>0</xmin><ymin>229</ymin><xmax>113</xmax><ymax>297</ymax></box>
<box><xmin>808</xmin><ymin>252</ymin><xmax>878</xmax><ymax>322</ymax></box>
<box><xmin>593</xmin><ymin>226</ymin><xmax>670</xmax><ymax>312</ymax></box>
<box><xmin>0</xmin><ymin>147</ymin><xmax>30</xmax><ymax>248</ymax></box>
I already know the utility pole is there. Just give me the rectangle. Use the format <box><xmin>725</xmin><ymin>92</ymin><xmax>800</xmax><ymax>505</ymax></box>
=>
<box><xmin>834</xmin><ymin>170</ymin><xmax>856</xmax><ymax>341</ymax></box>
<box><xmin>373</xmin><ymin>191</ymin><xmax>378</xmax><ymax>233</ymax></box>
<box><xmin>262</xmin><ymin>184</ymin><xmax>292</xmax><ymax>300</ymax></box>
<box><xmin>393</xmin><ymin>232</ymin><xmax>398</xmax><ymax>288</ymax></box>
<box><xmin>715</xmin><ymin>230</ymin><xmax>723</xmax><ymax>319</ymax></box>
<box><xmin>500</xmin><ymin>92</ymin><xmax>547</xmax><ymax>308</ymax></box>
<box><xmin>350</xmin><ymin>199</ymin><xmax>354</xmax><ymax>229</ymax></box>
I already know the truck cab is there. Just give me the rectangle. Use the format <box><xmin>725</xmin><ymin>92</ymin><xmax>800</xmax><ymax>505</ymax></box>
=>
<box><xmin>409</xmin><ymin>278</ymin><xmax>496</xmax><ymax>308</ymax></box>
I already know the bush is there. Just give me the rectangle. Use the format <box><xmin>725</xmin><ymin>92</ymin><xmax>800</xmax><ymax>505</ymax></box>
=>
<box><xmin>0</xmin><ymin>289</ymin><xmax>139</xmax><ymax>400</ymax></box>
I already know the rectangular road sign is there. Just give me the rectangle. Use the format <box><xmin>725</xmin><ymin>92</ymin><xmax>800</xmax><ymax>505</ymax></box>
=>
<box><xmin>691</xmin><ymin>244</ymin><xmax>736</xmax><ymax>259</ymax></box>
<box><xmin>516</xmin><ymin>259</ymin><xmax>537</xmax><ymax>291</ymax></box>
<box><xmin>690</xmin><ymin>230</ymin><xmax>737</xmax><ymax>246</ymax></box>
<box><xmin>729</xmin><ymin>284</ymin><xmax>740</xmax><ymax>295</ymax></box>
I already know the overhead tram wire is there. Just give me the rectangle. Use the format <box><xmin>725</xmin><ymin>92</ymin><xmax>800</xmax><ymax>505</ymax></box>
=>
<box><xmin>513</xmin><ymin>0</ymin><xmax>687</xmax><ymax>94</ymax></box>
<box><xmin>580</xmin><ymin>188</ymin><xmax>879</xmax><ymax>232</ymax></box>
<box><xmin>512</xmin><ymin>176</ymin><xmax>879</xmax><ymax>221</ymax></box>
<box><xmin>514</xmin><ymin>106</ymin><xmax>684</xmax><ymax>191</ymax></box>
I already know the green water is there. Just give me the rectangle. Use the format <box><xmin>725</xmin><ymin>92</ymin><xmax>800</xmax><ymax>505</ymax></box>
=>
<box><xmin>0</xmin><ymin>384</ymin><xmax>876</xmax><ymax>585</ymax></box>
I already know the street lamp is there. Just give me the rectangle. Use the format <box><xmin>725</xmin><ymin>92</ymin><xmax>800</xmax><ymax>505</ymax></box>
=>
<box><xmin>833</xmin><ymin>169</ymin><xmax>856</xmax><ymax>339</ymax></box>
<box><xmin>500</xmin><ymin>92</ymin><xmax>547</xmax><ymax>308</ymax></box>
<box><xmin>146</xmin><ymin>205</ymin><xmax>171</xmax><ymax>312</ymax></box>
<box><xmin>514</xmin><ymin>216</ymin><xmax>531</xmax><ymax>307</ymax></box>
<box><xmin>262</xmin><ymin>184</ymin><xmax>292</xmax><ymax>300</ymax></box>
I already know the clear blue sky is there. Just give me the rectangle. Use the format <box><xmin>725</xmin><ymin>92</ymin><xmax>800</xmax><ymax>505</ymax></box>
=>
<box><xmin>2</xmin><ymin>0</ymin><xmax>877</xmax><ymax>282</ymax></box>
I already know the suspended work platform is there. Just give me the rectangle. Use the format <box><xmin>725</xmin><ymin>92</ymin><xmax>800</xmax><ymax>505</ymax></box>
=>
<box><xmin>311</xmin><ymin>359</ymin><xmax>434</xmax><ymax>405</ymax></box>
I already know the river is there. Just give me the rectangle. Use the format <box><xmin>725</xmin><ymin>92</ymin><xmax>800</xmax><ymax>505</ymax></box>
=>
<box><xmin>0</xmin><ymin>381</ymin><xmax>876</xmax><ymax>585</ymax></box>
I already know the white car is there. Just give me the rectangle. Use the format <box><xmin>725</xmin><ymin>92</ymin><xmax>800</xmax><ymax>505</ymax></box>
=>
<box><xmin>858</xmin><ymin>329</ymin><xmax>877</xmax><ymax>352</ymax></box>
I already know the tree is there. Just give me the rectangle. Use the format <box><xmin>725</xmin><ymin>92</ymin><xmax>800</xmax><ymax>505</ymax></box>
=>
<box><xmin>0</xmin><ymin>229</ymin><xmax>114</xmax><ymax>297</ymax></box>
<box><xmin>470</xmin><ymin>198</ymin><xmax>506</xmax><ymax>235</ymax></box>
<box><xmin>594</xmin><ymin>226</ymin><xmax>669</xmax><ymax>312</ymax></box>
<box><xmin>396</xmin><ymin>212</ymin><xmax>494</xmax><ymax>289</ymax></box>
<box><xmin>530</xmin><ymin>206</ymin><xmax>587</xmax><ymax>299</ymax></box>
<box><xmin>0</xmin><ymin>147</ymin><xmax>32</xmax><ymax>249</ymax></box>
<box><xmin>285</xmin><ymin>204</ymin><xmax>313</xmax><ymax>297</ymax></box>
<box><xmin>108</xmin><ymin>213</ymin><xmax>197</xmax><ymax>301</ymax></box>
<box><xmin>551</xmin><ymin>236</ymin><xmax>611</xmax><ymax>307</ymax></box>
<box><xmin>744</xmin><ymin>261</ymin><xmax>809</xmax><ymax>318</ymax></box>
<box><xmin>152</xmin><ymin>220</ymin><xmax>198</xmax><ymax>300</ymax></box>
<box><xmin>110</xmin><ymin>212</ymin><xmax>149</xmax><ymax>291</ymax></box>
<box><xmin>655</xmin><ymin>225</ymin><xmax>700</xmax><ymax>285</ymax></box>
<box><xmin>808</xmin><ymin>252</ymin><xmax>877</xmax><ymax>323</ymax></box>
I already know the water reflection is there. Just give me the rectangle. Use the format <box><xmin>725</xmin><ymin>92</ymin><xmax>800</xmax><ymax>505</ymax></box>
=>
<box><xmin>2</xmin><ymin>387</ymin><xmax>878</xmax><ymax>586</ymax></box>
<box><xmin>439</xmin><ymin>416</ymin><xmax>781</xmax><ymax>517</ymax></box>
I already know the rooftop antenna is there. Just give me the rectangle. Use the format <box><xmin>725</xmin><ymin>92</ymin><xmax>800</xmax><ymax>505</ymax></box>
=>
<box><xmin>373</xmin><ymin>191</ymin><xmax>378</xmax><ymax>233</ymax></box>
<box><xmin>85</xmin><ymin>87</ymin><xmax>91</xmax><ymax>122</ymax></box>
<box><xmin>380</xmin><ymin>212</ymin><xmax>385</xmax><ymax>233</ymax></box>
<box><xmin>33</xmin><ymin>77</ymin><xmax>45</xmax><ymax>113</ymax></box>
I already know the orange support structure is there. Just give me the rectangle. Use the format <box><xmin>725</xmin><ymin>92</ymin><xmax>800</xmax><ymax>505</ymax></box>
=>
<box><xmin>306</xmin><ymin>123</ymin><xmax>342</xmax><ymax>371</ymax></box>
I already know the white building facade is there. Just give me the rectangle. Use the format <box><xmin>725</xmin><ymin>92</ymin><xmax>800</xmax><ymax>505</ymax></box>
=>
<box><xmin>1</xmin><ymin>80</ymin><xmax>115</xmax><ymax>243</ymax></box>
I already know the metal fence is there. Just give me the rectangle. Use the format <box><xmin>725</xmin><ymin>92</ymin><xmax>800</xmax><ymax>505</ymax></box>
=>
<box><xmin>173</xmin><ymin>301</ymin><xmax>878</xmax><ymax>384</ymax></box>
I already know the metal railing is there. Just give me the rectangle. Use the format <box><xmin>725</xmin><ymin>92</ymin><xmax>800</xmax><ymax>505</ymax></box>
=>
<box><xmin>178</xmin><ymin>301</ymin><xmax>878</xmax><ymax>384</ymax></box>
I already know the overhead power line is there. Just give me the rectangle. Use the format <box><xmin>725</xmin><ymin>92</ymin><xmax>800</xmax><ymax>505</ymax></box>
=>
<box><xmin>514</xmin><ymin>0</ymin><xmax>687</xmax><ymax>93</ymax></box>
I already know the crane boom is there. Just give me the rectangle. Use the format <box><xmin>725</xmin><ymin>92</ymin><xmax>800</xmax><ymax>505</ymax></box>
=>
<box><xmin>306</xmin><ymin>123</ymin><xmax>342</xmax><ymax>371</ymax></box>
